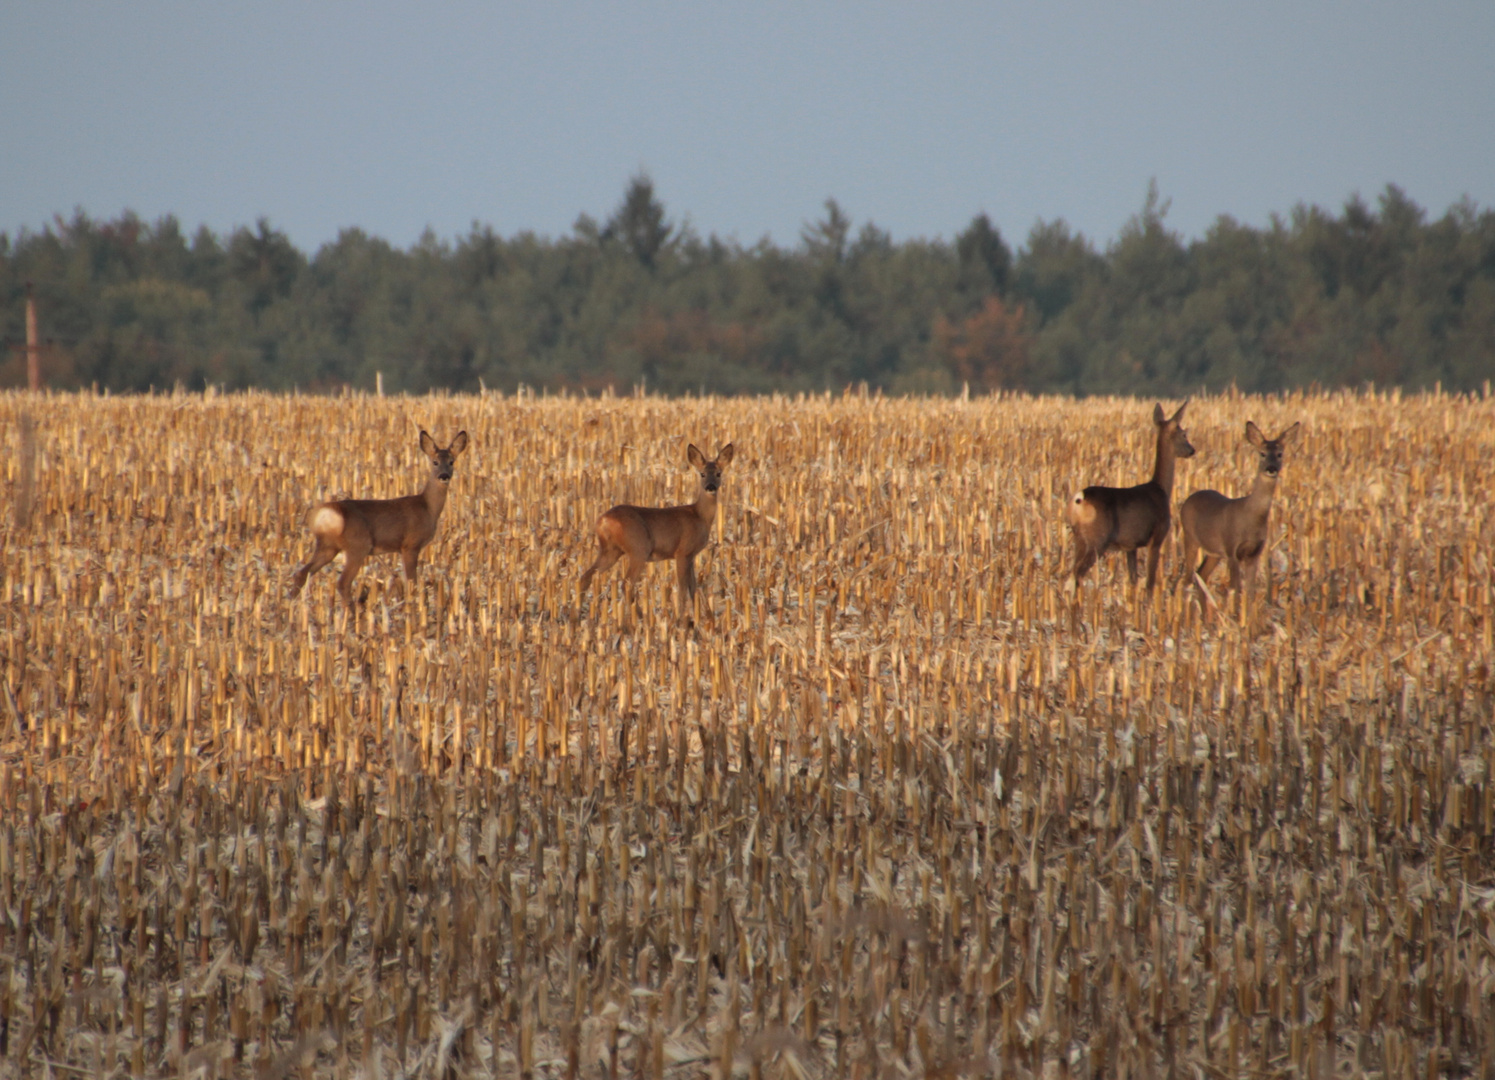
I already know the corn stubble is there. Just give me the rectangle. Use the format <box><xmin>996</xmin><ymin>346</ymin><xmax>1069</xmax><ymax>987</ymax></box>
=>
<box><xmin>1</xmin><ymin>387</ymin><xmax>1493</xmax><ymax>1078</ymax></box>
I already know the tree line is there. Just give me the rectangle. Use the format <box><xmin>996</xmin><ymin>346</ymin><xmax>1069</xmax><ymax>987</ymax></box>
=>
<box><xmin>3</xmin><ymin>177</ymin><xmax>1492</xmax><ymax>396</ymax></box>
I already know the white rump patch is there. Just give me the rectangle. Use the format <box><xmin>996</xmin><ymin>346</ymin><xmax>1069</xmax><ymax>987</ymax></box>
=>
<box><xmin>1066</xmin><ymin>492</ymin><xmax>1096</xmax><ymax>527</ymax></box>
<box><xmin>310</xmin><ymin>506</ymin><xmax>343</xmax><ymax>535</ymax></box>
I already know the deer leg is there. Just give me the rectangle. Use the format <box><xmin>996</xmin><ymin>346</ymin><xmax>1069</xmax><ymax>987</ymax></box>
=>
<box><xmin>1178</xmin><ymin>536</ymin><xmax>1198</xmax><ymax>592</ymax></box>
<box><xmin>1125</xmin><ymin>549</ymin><xmax>1141</xmax><ymax>585</ymax></box>
<box><xmin>675</xmin><ymin>555</ymin><xmax>698</xmax><ymax>615</ymax></box>
<box><xmin>1072</xmin><ymin>542</ymin><xmax>1098</xmax><ymax>583</ymax></box>
<box><xmin>335</xmin><ymin>545</ymin><xmax>370</xmax><ymax>606</ymax></box>
<box><xmin>1145</xmin><ymin>539</ymin><xmax>1165</xmax><ymax>591</ymax></box>
<box><xmin>1187</xmin><ymin>556</ymin><xmax>1216</xmax><ymax>614</ymax></box>
<box><xmin>1241</xmin><ymin>557</ymin><xmax>1261</xmax><ymax>597</ymax></box>
<box><xmin>1226</xmin><ymin>557</ymin><xmax>1243</xmax><ymax>593</ymax></box>
<box><xmin>401</xmin><ymin>547</ymin><xmax>421</xmax><ymax>591</ymax></box>
<box><xmin>620</xmin><ymin>555</ymin><xmax>648</xmax><ymax>609</ymax></box>
<box><xmin>290</xmin><ymin>543</ymin><xmax>339</xmax><ymax>596</ymax></box>
<box><xmin>613</xmin><ymin>553</ymin><xmax>648</xmax><ymax>624</ymax></box>
<box><xmin>579</xmin><ymin>540</ymin><xmax>622</xmax><ymax>595</ymax></box>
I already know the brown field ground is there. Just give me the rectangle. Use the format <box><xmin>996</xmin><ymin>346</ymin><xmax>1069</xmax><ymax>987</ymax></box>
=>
<box><xmin>1</xmin><ymin>388</ymin><xmax>1493</xmax><ymax>1078</ymax></box>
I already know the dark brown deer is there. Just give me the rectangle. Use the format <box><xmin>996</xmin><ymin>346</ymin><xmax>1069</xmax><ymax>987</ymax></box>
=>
<box><xmin>1066</xmin><ymin>402</ymin><xmax>1195</xmax><ymax>590</ymax></box>
<box><xmin>1180</xmin><ymin>420</ymin><xmax>1299</xmax><ymax>597</ymax></box>
<box><xmin>290</xmin><ymin>429</ymin><xmax>469</xmax><ymax>604</ymax></box>
<box><xmin>579</xmin><ymin>443</ymin><xmax>734</xmax><ymax>613</ymax></box>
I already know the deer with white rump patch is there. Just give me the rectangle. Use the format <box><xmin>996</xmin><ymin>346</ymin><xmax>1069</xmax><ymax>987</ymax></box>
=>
<box><xmin>290</xmin><ymin>429</ymin><xmax>469</xmax><ymax>604</ymax></box>
<box><xmin>1179</xmin><ymin>421</ymin><xmax>1299</xmax><ymax>598</ymax></box>
<box><xmin>579</xmin><ymin>442</ymin><xmax>734</xmax><ymax>613</ymax></box>
<box><xmin>1066</xmin><ymin>402</ymin><xmax>1195</xmax><ymax>590</ymax></box>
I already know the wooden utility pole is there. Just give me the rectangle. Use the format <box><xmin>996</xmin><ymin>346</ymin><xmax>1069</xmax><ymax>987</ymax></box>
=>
<box><xmin>25</xmin><ymin>281</ymin><xmax>41</xmax><ymax>391</ymax></box>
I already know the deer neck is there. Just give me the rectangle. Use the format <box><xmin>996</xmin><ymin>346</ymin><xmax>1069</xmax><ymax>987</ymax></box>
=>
<box><xmin>1243</xmin><ymin>471</ymin><xmax>1279</xmax><ymax>517</ymax></box>
<box><xmin>1151</xmin><ymin>432</ymin><xmax>1178</xmax><ymax>496</ymax></box>
<box><xmin>422</xmin><ymin>474</ymin><xmax>450</xmax><ymax>520</ymax></box>
<box><xmin>693</xmin><ymin>487</ymin><xmax>719</xmax><ymax>528</ymax></box>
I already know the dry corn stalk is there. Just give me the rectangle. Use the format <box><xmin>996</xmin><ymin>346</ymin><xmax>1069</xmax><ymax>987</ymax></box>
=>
<box><xmin>0</xmin><ymin>386</ymin><xmax>1492</xmax><ymax>1077</ymax></box>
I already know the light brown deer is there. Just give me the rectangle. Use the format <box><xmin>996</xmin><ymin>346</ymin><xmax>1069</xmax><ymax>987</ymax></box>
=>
<box><xmin>579</xmin><ymin>443</ymin><xmax>734</xmax><ymax>612</ymax></box>
<box><xmin>1066</xmin><ymin>402</ymin><xmax>1195</xmax><ymax>590</ymax></box>
<box><xmin>1180</xmin><ymin>420</ymin><xmax>1299</xmax><ymax>597</ymax></box>
<box><xmin>290</xmin><ymin>429</ymin><xmax>469</xmax><ymax>604</ymax></box>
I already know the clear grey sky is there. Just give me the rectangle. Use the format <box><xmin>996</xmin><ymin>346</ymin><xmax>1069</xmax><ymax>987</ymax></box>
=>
<box><xmin>3</xmin><ymin>3</ymin><xmax>1492</xmax><ymax>254</ymax></box>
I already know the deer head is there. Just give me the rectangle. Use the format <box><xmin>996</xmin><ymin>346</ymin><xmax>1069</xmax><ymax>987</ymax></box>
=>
<box><xmin>420</xmin><ymin>429</ymin><xmax>470</xmax><ymax>483</ymax></box>
<box><xmin>686</xmin><ymin>443</ymin><xmax>734</xmax><ymax>493</ymax></box>
<box><xmin>1153</xmin><ymin>402</ymin><xmax>1196</xmax><ymax>460</ymax></box>
<box><xmin>1245</xmin><ymin>421</ymin><xmax>1299</xmax><ymax>478</ymax></box>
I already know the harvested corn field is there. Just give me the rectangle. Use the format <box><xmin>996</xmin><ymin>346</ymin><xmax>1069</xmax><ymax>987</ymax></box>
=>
<box><xmin>1</xmin><ymin>387</ymin><xmax>1493</xmax><ymax>1078</ymax></box>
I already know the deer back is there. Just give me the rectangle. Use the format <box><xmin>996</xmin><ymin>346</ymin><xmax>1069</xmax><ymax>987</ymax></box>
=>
<box><xmin>603</xmin><ymin>501</ymin><xmax>714</xmax><ymax>560</ymax></box>
<box><xmin>335</xmin><ymin>491</ymin><xmax>442</xmax><ymax>554</ymax></box>
<box><xmin>1074</xmin><ymin>481</ymin><xmax>1171</xmax><ymax>550</ymax></box>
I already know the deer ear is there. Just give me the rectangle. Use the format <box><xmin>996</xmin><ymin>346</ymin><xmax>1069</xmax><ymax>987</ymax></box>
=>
<box><xmin>1277</xmin><ymin>422</ymin><xmax>1300</xmax><ymax>446</ymax></box>
<box><xmin>686</xmin><ymin>444</ymin><xmax>706</xmax><ymax>469</ymax></box>
<box><xmin>420</xmin><ymin>430</ymin><xmax>438</xmax><ymax>459</ymax></box>
<box><xmin>716</xmin><ymin>443</ymin><xmax>734</xmax><ymax>466</ymax></box>
<box><xmin>1170</xmin><ymin>399</ymin><xmax>1189</xmax><ymax>422</ymax></box>
<box><xmin>1245</xmin><ymin>421</ymin><xmax>1266</xmax><ymax>449</ymax></box>
<box><xmin>449</xmin><ymin>431</ymin><xmax>469</xmax><ymax>457</ymax></box>
<box><xmin>1153</xmin><ymin>404</ymin><xmax>1166</xmax><ymax>424</ymax></box>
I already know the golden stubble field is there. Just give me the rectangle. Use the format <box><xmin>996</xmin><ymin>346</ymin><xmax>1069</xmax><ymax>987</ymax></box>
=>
<box><xmin>1</xmin><ymin>387</ymin><xmax>1493</xmax><ymax>1079</ymax></box>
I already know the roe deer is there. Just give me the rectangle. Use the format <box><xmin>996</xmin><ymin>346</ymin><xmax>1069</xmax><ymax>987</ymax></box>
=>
<box><xmin>1066</xmin><ymin>402</ymin><xmax>1195</xmax><ymax>590</ymax></box>
<box><xmin>579</xmin><ymin>443</ymin><xmax>734</xmax><ymax>613</ymax></box>
<box><xmin>290</xmin><ymin>429</ymin><xmax>469</xmax><ymax>604</ymax></box>
<box><xmin>1180</xmin><ymin>421</ymin><xmax>1299</xmax><ymax>597</ymax></box>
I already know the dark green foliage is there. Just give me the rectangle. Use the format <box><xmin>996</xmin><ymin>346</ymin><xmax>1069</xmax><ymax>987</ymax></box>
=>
<box><xmin>3</xmin><ymin>182</ymin><xmax>1493</xmax><ymax>394</ymax></box>
<box><xmin>605</xmin><ymin>173</ymin><xmax>673</xmax><ymax>270</ymax></box>
<box><xmin>956</xmin><ymin>212</ymin><xmax>1012</xmax><ymax>298</ymax></box>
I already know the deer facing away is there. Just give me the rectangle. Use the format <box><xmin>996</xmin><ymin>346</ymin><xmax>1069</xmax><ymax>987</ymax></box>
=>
<box><xmin>1066</xmin><ymin>402</ymin><xmax>1195</xmax><ymax>590</ymax></box>
<box><xmin>1180</xmin><ymin>420</ymin><xmax>1299</xmax><ymax>596</ymax></box>
<box><xmin>290</xmin><ymin>429</ymin><xmax>469</xmax><ymax>604</ymax></box>
<box><xmin>579</xmin><ymin>443</ymin><xmax>734</xmax><ymax>613</ymax></box>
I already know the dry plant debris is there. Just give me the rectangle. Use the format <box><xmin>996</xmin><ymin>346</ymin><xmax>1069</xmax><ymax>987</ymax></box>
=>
<box><xmin>1</xmin><ymin>386</ymin><xmax>1493</xmax><ymax>1078</ymax></box>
